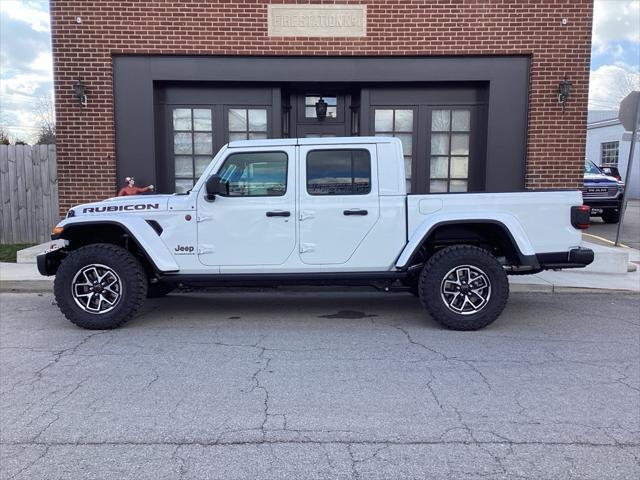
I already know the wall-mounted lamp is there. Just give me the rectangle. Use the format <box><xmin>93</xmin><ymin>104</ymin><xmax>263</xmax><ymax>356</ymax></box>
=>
<box><xmin>558</xmin><ymin>78</ymin><xmax>572</xmax><ymax>111</ymax></box>
<box><xmin>73</xmin><ymin>79</ymin><xmax>87</xmax><ymax>107</ymax></box>
<box><xmin>315</xmin><ymin>97</ymin><xmax>328</xmax><ymax>120</ymax></box>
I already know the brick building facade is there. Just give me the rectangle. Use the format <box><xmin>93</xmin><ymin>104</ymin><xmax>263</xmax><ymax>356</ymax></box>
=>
<box><xmin>50</xmin><ymin>0</ymin><xmax>593</xmax><ymax>214</ymax></box>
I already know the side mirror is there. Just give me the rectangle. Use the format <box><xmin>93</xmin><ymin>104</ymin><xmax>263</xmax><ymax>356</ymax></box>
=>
<box><xmin>205</xmin><ymin>174</ymin><xmax>228</xmax><ymax>201</ymax></box>
<box><xmin>601</xmin><ymin>167</ymin><xmax>612</xmax><ymax>175</ymax></box>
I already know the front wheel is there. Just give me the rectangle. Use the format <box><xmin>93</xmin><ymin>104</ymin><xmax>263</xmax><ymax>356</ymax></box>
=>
<box><xmin>54</xmin><ymin>244</ymin><xmax>147</xmax><ymax>329</ymax></box>
<box><xmin>418</xmin><ymin>245</ymin><xmax>509</xmax><ymax>330</ymax></box>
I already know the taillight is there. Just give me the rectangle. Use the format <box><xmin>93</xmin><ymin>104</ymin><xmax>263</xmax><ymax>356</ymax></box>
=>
<box><xmin>571</xmin><ymin>205</ymin><xmax>590</xmax><ymax>229</ymax></box>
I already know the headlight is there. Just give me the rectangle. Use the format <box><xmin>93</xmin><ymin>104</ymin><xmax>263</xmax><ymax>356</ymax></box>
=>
<box><xmin>617</xmin><ymin>183</ymin><xmax>625</xmax><ymax>194</ymax></box>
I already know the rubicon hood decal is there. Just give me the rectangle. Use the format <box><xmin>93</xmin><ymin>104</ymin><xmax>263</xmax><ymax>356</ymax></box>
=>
<box><xmin>82</xmin><ymin>203</ymin><xmax>160</xmax><ymax>213</ymax></box>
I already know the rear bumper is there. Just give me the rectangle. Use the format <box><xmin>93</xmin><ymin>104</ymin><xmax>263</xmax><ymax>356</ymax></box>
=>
<box><xmin>537</xmin><ymin>247</ymin><xmax>595</xmax><ymax>270</ymax></box>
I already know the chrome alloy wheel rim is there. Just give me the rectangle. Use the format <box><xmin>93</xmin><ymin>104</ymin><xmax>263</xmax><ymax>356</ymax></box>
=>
<box><xmin>71</xmin><ymin>264</ymin><xmax>122</xmax><ymax>314</ymax></box>
<box><xmin>440</xmin><ymin>265</ymin><xmax>491</xmax><ymax>315</ymax></box>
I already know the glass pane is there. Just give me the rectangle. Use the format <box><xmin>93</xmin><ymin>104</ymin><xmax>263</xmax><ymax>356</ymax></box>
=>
<box><xmin>375</xmin><ymin>110</ymin><xmax>393</xmax><ymax>132</ymax></box>
<box><xmin>173</xmin><ymin>108</ymin><xmax>191</xmax><ymax>130</ymax></box>
<box><xmin>430</xmin><ymin>180</ymin><xmax>448</xmax><ymax>193</ymax></box>
<box><xmin>431</xmin><ymin>110</ymin><xmax>450</xmax><ymax>132</ymax></box>
<box><xmin>193</xmin><ymin>109</ymin><xmax>212</xmax><ymax>131</ymax></box>
<box><xmin>194</xmin><ymin>132</ymin><xmax>212</xmax><ymax>155</ymax></box>
<box><xmin>404</xmin><ymin>156</ymin><xmax>412</xmax><ymax>177</ymax></box>
<box><xmin>452</xmin><ymin>110</ymin><xmax>470</xmax><ymax>131</ymax></box>
<box><xmin>450</xmin><ymin>156</ymin><xmax>468</xmax><ymax>178</ymax></box>
<box><xmin>430</xmin><ymin>156</ymin><xmax>449</xmax><ymax>178</ymax></box>
<box><xmin>431</xmin><ymin>133</ymin><xmax>449</xmax><ymax>155</ymax></box>
<box><xmin>195</xmin><ymin>156</ymin><xmax>210</xmax><ymax>177</ymax></box>
<box><xmin>450</xmin><ymin>180</ymin><xmax>468</xmax><ymax>192</ymax></box>
<box><xmin>174</xmin><ymin>132</ymin><xmax>192</xmax><ymax>154</ymax></box>
<box><xmin>229</xmin><ymin>132</ymin><xmax>247</xmax><ymax>142</ymax></box>
<box><xmin>396</xmin><ymin>134</ymin><xmax>413</xmax><ymax>156</ymax></box>
<box><xmin>451</xmin><ymin>134</ymin><xmax>469</xmax><ymax>155</ymax></box>
<box><xmin>175</xmin><ymin>178</ymin><xmax>193</xmax><ymax>193</ymax></box>
<box><xmin>228</xmin><ymin>109</ymin><xmax>247</xmax><ymax>131</ymax></box>
<box><xmin>174</xmin><ymin>156</ymin><xmax>193</xmax><ymax>177</ymax></box>
<box><xmin>248</xmin><ymin>109</ymin><xmax>267</xmax><ymax>132</ymax></box>
<box><xmin>306</xmin><ymin>150</ymin><xmax>371</xmax><ymax>195</ymax></box>
<box><xmin>248</xmin><ymin>132</ymin><xmax>268</xmax><ymax>140</ymax></box>
<box><xmin>395</xmin><ymin>110</ymin><xmax>413</xmax><ymax>131</ymax></box>
<box><xmin>305</xmin><ymin>106</ymin><xmax>317</xmax><ymax>118</ymax></box>
<box><xmin>406</xmin><ymin>179</ymin><xmax>412</xmax><ymax>194</ymax></box>
<box><xmin>305</xmin><ymin>96</ymin><xmax>320</xmax><ymax>106</ymax></box>
<box><xmin>326</xmin><ymin>106</ymin><xmax>337</xmax><ymax>119</ymax></box>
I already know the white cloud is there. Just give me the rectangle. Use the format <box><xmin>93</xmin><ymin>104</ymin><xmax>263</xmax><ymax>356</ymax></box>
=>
<box><xmin>589</xmin><ymin>64</ymin><xmax>640</xmax><ymax>110</ymax></box>
<box><xmin>592</xmin><ymin>0</ymin><xmax>640</xmax><ymax>53</ymax></box>
<box><xmin>29</xmin><ymin>51</ymin><xmax>52</xmax><ymax>75</ymax></box>
<box><xmin>0</xmin><ymin>0</ymin><xmax>50</xmax><ymax>32</ymax></box>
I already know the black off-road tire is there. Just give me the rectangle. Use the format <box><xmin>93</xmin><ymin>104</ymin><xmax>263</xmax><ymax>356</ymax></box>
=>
<box><xmin>418</xmin><ymin>245</ymin><xmax>509</xmax><ymax>331</ymax></box>
<box><xmin>601</xmin><ymin>209</ymin><xmax>620</xmax><ymax>224</ymax></box>
<box><xmin>54</xmin><ymin>244</ymin><xmax>147</xmax><ymax>330</ymax></box>
<box><xmin>147</xmin><ymin>281</ymin><xmax>176</xmax><ymax>298</ymax></box>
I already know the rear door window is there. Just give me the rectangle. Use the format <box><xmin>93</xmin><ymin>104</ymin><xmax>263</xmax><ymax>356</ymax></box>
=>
<box><xmin>306</xmin><ymin>149</ymin><xmax>371</xmax><ymax>195</ymax></box>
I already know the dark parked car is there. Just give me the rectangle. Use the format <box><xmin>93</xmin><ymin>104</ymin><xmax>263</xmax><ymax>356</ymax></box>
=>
<box><xmin>582</xmin><ymin>160</ymin><xmax>625</xmax><ymax>224</ymax></box>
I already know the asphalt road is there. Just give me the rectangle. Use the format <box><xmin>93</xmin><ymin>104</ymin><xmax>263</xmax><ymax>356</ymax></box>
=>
<box><xmin>586</xmin><ymin>199</ymin><xmax>640</xmax><ymax>250</ymax></box>
<box><xmin>1</xmin><ymin>291</ymin><xmax>639</xmax><ymax>479</ymax></box>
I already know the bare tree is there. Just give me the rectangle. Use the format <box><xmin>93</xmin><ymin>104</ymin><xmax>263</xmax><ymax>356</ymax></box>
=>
<box><xmin>0</xmin><ymin>127</ymin><xmax>10</xmax><ymax>145</ymax></box>
<box><xmin>35</xmin><ymin>95</ymin><xmax>56</xmax><ymax>144</ymax></box>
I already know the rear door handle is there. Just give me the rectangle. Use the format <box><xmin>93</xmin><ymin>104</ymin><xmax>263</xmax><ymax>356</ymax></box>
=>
<box><xmin>266</xmin><ymin>211</ymin><xmax>291</xmax><ymax>217</ymax></box>
<box><xmin>343</xmin><ymin>209</ymin><xmax>368</xmax><ymax>216</ymax></box>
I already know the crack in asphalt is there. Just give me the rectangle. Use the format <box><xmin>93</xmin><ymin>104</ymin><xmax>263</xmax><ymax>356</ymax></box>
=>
<box><xmin>3</xmin><ymin>439</ymin><xmax>638</xmax><ymax>447</ymax></box>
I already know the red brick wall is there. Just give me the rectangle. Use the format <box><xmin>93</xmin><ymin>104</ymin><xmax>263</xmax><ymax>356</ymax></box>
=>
<box><xmin>50</xmin><ymin>0</ymin><xmax>593</xmax><ymax>214</ymax></box>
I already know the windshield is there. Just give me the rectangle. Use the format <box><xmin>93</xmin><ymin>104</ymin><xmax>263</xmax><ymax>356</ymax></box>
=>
<box><xmin>584</xmin><ymin>160</ymin><xmax>602</xmax><ymax>175</ymax></box>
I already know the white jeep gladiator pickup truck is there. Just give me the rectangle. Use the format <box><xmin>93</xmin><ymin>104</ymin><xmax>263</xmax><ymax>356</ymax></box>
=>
<box><xmin>39</xmin><ymin>137</ymin><xmax>594</xmax><ymax>331</ymax></box>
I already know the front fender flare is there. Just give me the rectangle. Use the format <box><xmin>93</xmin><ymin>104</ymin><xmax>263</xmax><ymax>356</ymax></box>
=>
<box><xmin>56</xmin><ymin>216</ymin><xmax>179</xmax><ymax>273</ymax></box>
<box><xmin>395</xmin><ymin>213</ymin><xmax>537</xmax><ymax>270</ymax></box>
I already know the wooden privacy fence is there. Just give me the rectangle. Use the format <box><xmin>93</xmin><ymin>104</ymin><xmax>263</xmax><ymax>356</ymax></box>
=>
<box><xmin>0</xmin><ymin>145</ymin><xmax>59</xmax><ymax>244</ymax></box>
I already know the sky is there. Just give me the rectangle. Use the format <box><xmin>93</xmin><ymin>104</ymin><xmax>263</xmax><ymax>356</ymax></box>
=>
<box><xmin>0</xmin><ymin>0</ymin><xmax>639</xmax><ymax>142</ymax></box>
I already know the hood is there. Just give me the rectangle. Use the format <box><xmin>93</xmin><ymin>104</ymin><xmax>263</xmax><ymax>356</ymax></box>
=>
<box><xmin>68</xmin><ymin>194</ymin><xmax>172</xmax><ymax>217</ymax></box>
<box><xmin>584</xmin><ymin>172</ymin><xmax>620</xmax><ymax>184</ymax></box>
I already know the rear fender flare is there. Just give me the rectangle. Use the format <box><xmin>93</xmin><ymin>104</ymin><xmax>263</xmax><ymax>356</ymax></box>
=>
<box><xmin>395</xmin><ymin>213</ymin><xmax>537</xmax><ymax>270</ymax></box>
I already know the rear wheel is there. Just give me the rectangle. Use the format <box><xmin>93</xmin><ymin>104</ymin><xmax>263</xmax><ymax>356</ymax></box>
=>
<box><xmin>418</xmin><ymin>245</ymin><xmax>509</xmax><ymax>330</ymax></box>
<box><xmin>54</xmin><ymin>244</ymin><xmax>147</xmax><ymax>329</ymax></box>
<box><xmin>602</xmin><ymin>209</ymin><xmax>620</xmax><ymax>224</ymax></box>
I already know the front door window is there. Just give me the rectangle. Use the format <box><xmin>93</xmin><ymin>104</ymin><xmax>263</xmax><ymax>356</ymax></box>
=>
<box><xmin>172</xmin><ymin>108</ymin><xmax>213</xmax><ymax>193</ymax></box>
<box><xmin>429</xmin><ymin>109</ymin><xmax>471</xmax><ymax>192</ymax></box>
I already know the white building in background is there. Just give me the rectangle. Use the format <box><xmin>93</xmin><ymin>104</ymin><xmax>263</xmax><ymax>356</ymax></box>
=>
<box><xmin>586</xmin><ymin>110</ymin><xmax>640</xmax><ymax>199</ymax></box>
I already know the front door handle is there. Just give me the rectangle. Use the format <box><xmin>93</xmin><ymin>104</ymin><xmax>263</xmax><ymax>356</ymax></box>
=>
<box><xmin>266</xmin><ymin>211</ymin><xmax>291</xmax><ymax>217</ymax></box>
<box><xmin>343</xmin><ymin>209</ymin><xmax>368</xmax><ymax>216</ymax></box>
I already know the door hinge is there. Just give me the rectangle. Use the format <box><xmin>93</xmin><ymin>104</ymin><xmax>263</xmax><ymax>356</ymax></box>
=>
<box><xmin>198</xmin><ymin>244</ymin><xmax>215</xmax><ymax>255</ymax></box>
<box><xmin>197</xmin><ymin>215</ymin><xmax>213</xmax><ymax>223</ymax></box>
<box><xmin>299</xmin><ymin>210</ymin><xmax>315</xmax><ymax>221</ymax></box>
<box><xmin>299</xmin><ymin>243</ymin><xmax>315</xmax><ymax>253</ymax></box>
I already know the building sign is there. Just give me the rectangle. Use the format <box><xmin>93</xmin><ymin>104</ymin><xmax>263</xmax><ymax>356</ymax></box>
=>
<box><xmin>268</xmin><ymin>5</ymin><xmax>367</xmax><ymax>37</ymax></box>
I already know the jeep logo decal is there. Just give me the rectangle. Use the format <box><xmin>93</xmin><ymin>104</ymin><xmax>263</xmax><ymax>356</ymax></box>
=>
<box><xmin>82</xmin><ymin>203</ymin><xmax>160</xmax><ymax>213</ymax></box>
<box><xmin>175</xmin><ymin>245</ymin><xmax>195</xmax><ymax>255</ymax></box>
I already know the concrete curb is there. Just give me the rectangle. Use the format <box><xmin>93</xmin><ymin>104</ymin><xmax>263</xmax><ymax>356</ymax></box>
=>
<box><xmin>0</xmin><ymin>280</ymin><xmax>54</xmax><ymax>293</ymax></box>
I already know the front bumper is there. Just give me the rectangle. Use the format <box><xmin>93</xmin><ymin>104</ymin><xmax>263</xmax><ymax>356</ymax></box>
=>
<box><xmin>537</xmin><ymin>247</ymin><xmax>595</xmax><ymax>270</ymax></box>
<box><xmin>36</xmin><ymin>241</ymin><xmax>68</xmax><ymax>276</ymax></box>
<box><xmin>583</xmin><ymin>195</ymin><xmax>623</xmax><ymax>211</ymax></box>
